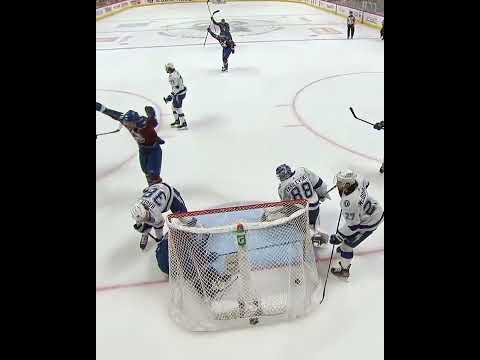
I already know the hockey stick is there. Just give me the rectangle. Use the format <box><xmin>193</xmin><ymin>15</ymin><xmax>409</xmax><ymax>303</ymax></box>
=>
<box><xmin>349</xmin><ymin>107</ymin><xmax>375</xmax><ymax>126</ymax></box>
<box><xmin>206</xmin><ymin>0</ymin><xmax>212</xmax><ymax>16</ymax></box>
<box><xmin>203</xmin><ymin>30</ymin><xmax>209</xmax><ymax>46</ymax></box>
<box><xmin>96</xmin><ymin>123</ymin><xmax>122</xmax><ymax>139</ymax></box>
<box><xmin>203</xmin><ymin>10</ymin><xmax>220</xmax><ymax>46</ymax></box>
<box><xmin>319</xmin><ymin>209</ymin><xmax>342</xmax><ymax>304</ymax></box>
<box><xmin>147</xmin><ymin>232</ymin><xmax>169</xmax><ymax>244</ymax></box>
<box><xmin>324</xmin><ymin>184</ymin><xmax>337</xmax><ymax>197</ymax></box>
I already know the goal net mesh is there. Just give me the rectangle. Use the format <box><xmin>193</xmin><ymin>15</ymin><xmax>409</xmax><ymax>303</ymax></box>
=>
<box><xmin>166</xmin><ymin>199</ymin><xmax>322</xmax><ymax>331</ymax></box>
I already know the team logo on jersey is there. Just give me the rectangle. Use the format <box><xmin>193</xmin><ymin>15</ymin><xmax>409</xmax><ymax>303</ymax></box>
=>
<box><xmin>343</xmin><ymin>200</ymin><xmax>350</xmax><ymax>207</ymax></box>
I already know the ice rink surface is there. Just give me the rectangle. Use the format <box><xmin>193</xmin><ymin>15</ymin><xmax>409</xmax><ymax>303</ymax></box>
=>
<box><xmin>96</xmin><ymin>2</ymin><xmax>384</xmax><ymax>359</ymax></box>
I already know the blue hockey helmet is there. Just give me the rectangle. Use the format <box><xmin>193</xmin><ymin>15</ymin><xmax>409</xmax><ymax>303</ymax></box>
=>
<box><xmin>121</xmin><ymin>110</ymin><xmax>140</xmax><ymax>124</ymax></box>
<box><xmin>121</xmin><ymin>110</ymin><xmax>147</xmax><ymax>128</ymax></box>
<box><xmin>276</xmin><ymin>164</ymin><xmax>293</xmax><ymax>181</ymax></box>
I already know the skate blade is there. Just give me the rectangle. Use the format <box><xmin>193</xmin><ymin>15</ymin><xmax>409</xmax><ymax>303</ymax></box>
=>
<box><xmin>177</xmin><ymin>127</ymin><xmax>188</xmax><ymax>130</ymax></box>
<box><xmin>331</xmin><ymin>273</ymin><xmax>350</xmax><ymax>282</ymax></box>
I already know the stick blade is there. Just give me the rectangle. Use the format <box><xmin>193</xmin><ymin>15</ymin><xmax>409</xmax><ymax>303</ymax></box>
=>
<box><xmin>349</xmin><ymin>107</ymin><xmax>356</xmax><ymax>118</ymax></box>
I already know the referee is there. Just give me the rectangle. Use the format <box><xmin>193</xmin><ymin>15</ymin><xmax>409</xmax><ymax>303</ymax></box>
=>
<box><xmin>347</xmin><ymin>11</ymin><xmax>356</xmax><ymax>39</ymax></box>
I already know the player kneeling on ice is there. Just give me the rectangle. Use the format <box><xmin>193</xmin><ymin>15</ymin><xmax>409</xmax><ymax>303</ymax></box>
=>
<box><xmin>163</xmin><ymin>63</ymin><xmax>188</xmax><ymax>130</ymax></box>
<box><xmin>156</xmin><ymin>226</ymin><xmax>231</xmax><ymax>300</ymax></box>
<box><xmin>130</xmin><ymin>176</ymin><xmax>188</xmax><ymax>251</ymax></box>
<box><xmin>329</xmin><ymin>170</ymin><xmax>384</xmax><ymax>279</ymax></box>
<box><xmin>148</xmin><ymin>212</ymin><xmax>232</xmax><ymax>299</ymax></box>
<box><xmin>96</xmin><ymin>102</ymin><xmax>165</xmax><ymax>184</ymax></box>
<box><xmin>207</xmin><ymin>27</ymin><xmax>236</xmax><ymax>72</ymax></box>
<box><xmin>275</xmin><ymin>164</ymin><xmax>331</xmax><ymax>247</ymax></box>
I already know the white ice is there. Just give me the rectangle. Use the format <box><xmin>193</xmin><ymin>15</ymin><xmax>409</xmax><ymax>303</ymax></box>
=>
<box><xmin>96</xmin><ymin>2</ymin><xmax>384</xmax><ymax>359</ymax></box>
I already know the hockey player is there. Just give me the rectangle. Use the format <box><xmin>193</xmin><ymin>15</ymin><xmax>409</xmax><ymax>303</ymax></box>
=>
<box><xmin>155</xmin><ymin>227</ymin><xmax>231</xmax><ymax>299</ymax></box>
<box><xmin>347</xmin><ymin>11</ymin><xmax>356</xmax><ymax>39</ymax></box>
<box><xmin>374</xmin><ymin>120</ymin><xmax>384</xmax><ymax>173</ymax></box>
<box><xmin>276</xmin><ymin>164</ymin><xmax>331</xmax><ymax>246</ymax></box>
<box><xmin>150</xmin><ymin>209</ymin><xmax>231</xmax><ymax>299</ymax></box>
<box><xmin>96</xmin><ymin>102</ymin><xmax>165</xmax><ymax>184</ymax></box>
<box><xmin>130</xmin><ymin>177</ymin><xmax>188</xmax><ymax>250</ymax></box>
<box><xmin>329</xmin><ymin>170</ymin><xmax>384</xmax><ymax>279</ymax></box>
<box><xmin>380</xmin><ymin>19</ymin><xmax>384</xmax><ymax>40</ymax></box>
<box><xmin>163</xmin><ymin>63</ymin><xmax>188</xmax><ymax>130</ymax></box>
<box><xmin>211</xmin><ymin>16</ymin><xmax>231</xmax><ymax>39</ymax></box>
<box><xmin>207</xmin><ymin>27</ymin><xmax>236</xmax><ymax>72</ymax></box>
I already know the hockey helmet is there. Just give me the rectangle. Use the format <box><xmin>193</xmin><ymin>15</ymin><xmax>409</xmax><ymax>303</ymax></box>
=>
<box><xmin>120</xmin><ymin>110</ymin><xmax>146</xmax><ymax>128</ymax></box>
<box><xmin>334</xmin><ymin>169</ymin><xmax>357</xmax><ymax>192</ymax></box>
<box><xmin>276</xmin><ymin>164</ymin><xmax>294</xmax><ymax>181</ymax></box>
<box><xmin>165</xmin><ymin>63</ymin><xmax>175</xmax><ymax>73</ymax></box>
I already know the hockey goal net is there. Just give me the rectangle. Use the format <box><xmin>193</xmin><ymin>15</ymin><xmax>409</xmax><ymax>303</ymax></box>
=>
<box><xmin>166</xmin><ymin>199</ymin><xmax>322</xmax><ymax>331</ymax></box>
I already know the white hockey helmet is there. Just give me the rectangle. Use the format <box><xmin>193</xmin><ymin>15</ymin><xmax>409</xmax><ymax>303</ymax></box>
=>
<box><xmin>165</xmin><ymin>63</ymin><xmax>175</xmax><ymax>73</ymax></box>
<box><xmin>335</xmin><ymin>169</ymin><xmax>357</xmax><ymax>187</ymax></box>
<box><xmin>131</xmin><ymin>202</ymin><xmax>149</xmax><ymax>223</ymax></box>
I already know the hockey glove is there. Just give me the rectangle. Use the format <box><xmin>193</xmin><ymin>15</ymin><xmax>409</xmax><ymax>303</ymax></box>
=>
<box><xmin>145</xmin><ymin>106</ymin><xmax>156</xmax><ymax>118</ymax></box>
<box><xmin>96</xmin><ymin>102</ymin><xmax>105</xmax><ymax>112</ymax></box>
<box><xmin>330</xmin><ymin>234</ymin><xmax>342</xmax><ymax>245</ymax></box>
<box><xmin>164</xmin><ymin>95</ymin><xmax>173</xmax><ymax>103</ymax></box>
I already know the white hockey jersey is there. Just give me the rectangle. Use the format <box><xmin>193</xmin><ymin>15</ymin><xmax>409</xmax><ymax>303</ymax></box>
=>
<box><xmin>278</xmin><ymin>167</ymin><xmax>330</xmax><ymax>210</ymax></box>
<box><xmin>168</xmin><ymin>70</ymin><xmax>187</xmax><ymax>96</ymax></box>
<box><xmin>138</xmin><ymin>182</ymin><xmax>176</xmax><ymax>229</ymax></box>
<box><xmin>338</xmin><ymin>177</ymin><xmax>384</xmax><ymax>239</ymax></box>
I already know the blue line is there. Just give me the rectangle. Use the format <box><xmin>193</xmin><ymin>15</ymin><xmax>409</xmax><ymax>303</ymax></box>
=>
<box><xmin>96</xmin><ymin>36</ymin><xmax>379</xmax><ymax>51</ymax></box>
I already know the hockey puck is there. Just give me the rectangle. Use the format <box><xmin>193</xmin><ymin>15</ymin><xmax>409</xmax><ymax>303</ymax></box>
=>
<box><xmin>249</xmin><ymin>318</ymin><xmax>259</xmax><ymax>325</ymax></box>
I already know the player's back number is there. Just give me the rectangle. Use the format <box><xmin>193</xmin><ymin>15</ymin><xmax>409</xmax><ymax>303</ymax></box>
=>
<box><xmin>290</xmin><ymin>182</ymin><xmax>313</xmax><ymax>200</ymax></box>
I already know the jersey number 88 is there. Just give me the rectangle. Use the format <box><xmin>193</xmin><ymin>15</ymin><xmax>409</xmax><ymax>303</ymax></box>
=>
<box><xmin>290</xmin><ymin>182</ymin><xmax>313</xmax><ymax>200</ymax></box>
